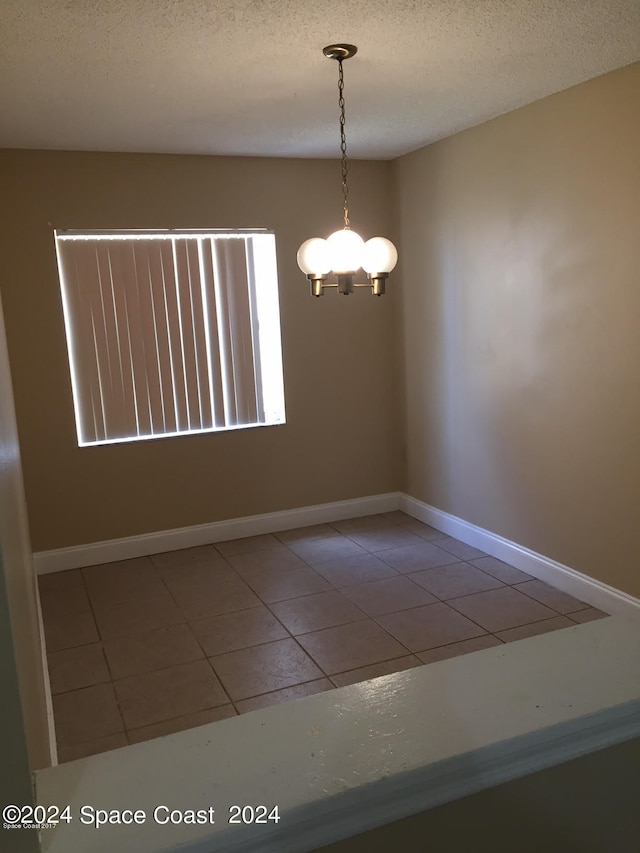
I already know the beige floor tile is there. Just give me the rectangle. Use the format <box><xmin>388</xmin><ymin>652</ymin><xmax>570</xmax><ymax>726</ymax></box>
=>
<box><xmin>378</xmin><ymin>602</ymin><xmax>487</xmax><ymax>653</ymax></box>
<box><xmin>190</xmin><ymin>606</ymin><xmax>289</xmax><ymax>656</ymax></box>
<box><xmin>274</xmin><ymin>524</ymin><xmax>337</xmax><ymax>545</ymax></box>
<box><xmin>39</xmin><ymin>584</ymin><xmax>92</xmax><ymax>619</ymax></box>
<box><xmin>448</xmin><ymin>587</ymin><xmax>556</xmax><ymax>633</ymax></box>
<box><xmin>216</xmin><ymin>533</ymin><xmax>281</xmax><ymax>557</ymax></box>
<box><xmin>312</xmin><ymin>553</ymin><xmax>399</xmax><ymax>587</ymax></box>
<box><xmin>43</xmin><ymin>610</ymin><xmax>100</xmax><ymax>652</ymax></box>
<box><xmin>127</xmin><ymin>705</ymin><xmax>237</xmax><ymax>744</ymax></box>
<box><xmin>85</xmin><ymin>571</ymin><xmax>169</xmax><ymax>610</ymax></box>
<box><xmin>237</xmin><ymin>563</ymin><xmax>332</xmax><ymax>603</ymax></box>
<box><xmin>470</xmin><ymin>556</ymin><xmax>532</xmax><ymax>584</ymax></box>
<box><xmin>152</xmin><ymin>558</ymin><xmax>238</xmax><ymax>587</ymax></box>
<box><xmin>93</xmin><ymin>588</ymin><xmax>185</xmax><ymax>640</ymax></box>
<box><xmin>235</xmin><ymin>679</ymin><xmax>334</xmax><ymax>714</ymax></box>
<box><xmin>378</xmin><ymin>542</ymin><xmax>460</xmax><ymax>573</ymax></box>
<box><xmin>53</xmin><ymin>683</ymin><xmax>124</xmax><ymax>747</ymax></box>
<box><xmin>82</xmin><ymin>556</ymin><xmax>158</xmax><ymax>586</ymax></box>
<box><xmin>151</xmin><ymin>544</ymin><xmax>230</xmax><ymax>573</ymax></box>
<box><xmin>418</xmin><ymin>635</ymin><xmax>503</xmax><ymax>664</ymax></box>
<box><xmin>496</xmin><ymin>615</ymin><xmax>576</xmax><ymax>643</ymax></box>
<box><xmin>330</xmin><ymin>515</ymin><xmax>394</xmax><ymax>534</ymax></box>
<box><xmin>48</xmin><ymin>643</ymin><xmax>110</xmax><ymax>694</ymax></box>
<box><xmin>344</xmin><ymin>525</ymin><xmax>425</xmax><ymax>553</ymax></box>
<box><xmin>115</xmin><ymin>660</ymin><xmax>229</xmax><ymax>730</ymax></box>
<box><xmin>296</xmin><ymin>620</ymin><xmax>408</xmax><ymax>675</ymax></box>
<box><xmin>38</xmin><ymin>568</ymin><xmax>84</xmax><ymax>591</ymax></box>
<box><xmin>331</xmin><ymin>655</ymin><xmax>422</xmax><ymax>687</ymax></box>
<box><xmin>410</xmin><ymin>523</ymin><xmax>447</xmax><ymax>541</ymax></box>
<box><xmin>380</xmin><ymin>511</ymin><xmax>413</xmax><ymax>524</ymax></box>
<box><xmin>210</xmin><ymin>639</ymin><xmax>324</xmax><ymax>701</ymax></box>
<box><xmin>382</xmin><ymin>513</ymin><xmax>443</xmax><ymax>540</ymax></box>
<box><xmin>514</xmin><ymin>580</ymin><xmax>587</xmax><ymax>614</ymax></box>
<box><xmin>228</xmin><ymin>545</ymin><xmax>306</xmax><ymax>575</ymax></box>
<box><xmin>44</xmin><ymin>533</ymin><xmax>603</xmax><ymax>763</ymax></box>
<box><xmin>409</xmin><ymin>563</ymin><xmax>504</xmax><ymax>600</ymax></box>
<box><xmin>103</xmin><ymin>623</ymin><xmax>204</xmax><ymax>679</ymax></box>
<box><xmin>269</xmin><ymin>591</ymin><xmax>366</xmax><ymax>635</ymax></box>
<box><xmin>165</xmin><ymin>575</ymin><xmax>261</xmax><ymax>620</ymax></box>
<box><xmin>288</xmin><ymin>535</ymin><xmax>368</xmax><ymax>566</ymax></box>
<box><xmin>57</xmin><ymin>733</ymin><xmax>128</xmax><ymax>764</ymax></box>
<box><xmin>341</xmin><ymin>576</ymin><xmax>437</xmax><ymax>616</ymax></box>
<box><xmin>430</xmin><ymin>537</ymin><xmax>487</xmax><ymax>561</ymax></box>
<box><xmin>570</xmin><ymin>608</ymin><xmax>609</xmax><ymax>624</ymax></box>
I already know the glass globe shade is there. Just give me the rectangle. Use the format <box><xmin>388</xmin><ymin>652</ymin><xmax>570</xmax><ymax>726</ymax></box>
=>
<box><xmin>326</xmin><ymin>229</ymin><xmax>365</xmax><ymax>273</ymax></box>
<box><xmin>297</xmin><ymin>238</ymin><xmax>330</xmax><ymax>275</ymax></box>
<box><xmin>362</xmin><ymin>237</ymin><xmax>398</xmax><ymax>274</ymax></box>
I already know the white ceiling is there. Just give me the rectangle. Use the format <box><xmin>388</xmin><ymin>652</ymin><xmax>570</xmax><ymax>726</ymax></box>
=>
<box><xmin>1</xmin><ymin>1</ymin><xmax>639</xmax><ymax>160</ymax></box>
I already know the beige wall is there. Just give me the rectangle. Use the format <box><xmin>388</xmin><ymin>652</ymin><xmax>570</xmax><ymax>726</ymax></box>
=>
<box><xmin>393</xmin><ymin>63</ymin><xmax>640</xmax><ymax>598</ymax></box>
<box><xmin>0</xmin><ymin>286</ymin><xmax>52</xmax><ymax>783</ymax></box>
<box><xmin>0</xmin><ymin>152</ymin><xmax>400</xmax><ymax>551</ymax></box>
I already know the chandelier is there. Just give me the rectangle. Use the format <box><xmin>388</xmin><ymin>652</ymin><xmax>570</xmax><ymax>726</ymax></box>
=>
<box><xmin>297</xmin><ymin>44</ymin><xmax>398</xmax><ymax>297</ymax></box>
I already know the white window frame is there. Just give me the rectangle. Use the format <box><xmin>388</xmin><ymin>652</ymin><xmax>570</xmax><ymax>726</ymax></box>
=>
<box><xmin>54</xmin><ymin>229</ymin><xmax>286</xmax><ymax>447</ymax></box>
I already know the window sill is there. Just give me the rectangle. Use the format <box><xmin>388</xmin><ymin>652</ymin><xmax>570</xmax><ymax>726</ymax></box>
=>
<box><xmin>77</xmin><ymin>419</ymin><xmax>286</xmax><ymax>448</ymax></box>
<box><xmin>35</xmin><ymin>616</ymin><xmax>640</xmax><ymax>852</ymax></box>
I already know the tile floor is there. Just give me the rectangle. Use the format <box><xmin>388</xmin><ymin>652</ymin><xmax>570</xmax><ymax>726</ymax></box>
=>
<box><xmin>38</xmin><ymin>512</ymin><xmax>609</xmax><ymax>763</ymax></box>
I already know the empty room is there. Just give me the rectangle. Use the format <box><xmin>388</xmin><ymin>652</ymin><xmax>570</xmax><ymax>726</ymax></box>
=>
<box><xmin>1</xmin><ymin>2</ymin><xmax>639</xmax><ymax>851</ymax></box>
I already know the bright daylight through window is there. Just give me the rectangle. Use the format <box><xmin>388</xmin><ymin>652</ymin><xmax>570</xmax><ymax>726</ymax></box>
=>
<box><xmin>54</xmin><ymin>230</ymin><xmax>286</xmax><ymax>446</ymax></box>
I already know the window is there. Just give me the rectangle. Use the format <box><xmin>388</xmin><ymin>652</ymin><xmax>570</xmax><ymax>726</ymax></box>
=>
<box><xmin>54</xmin><ymin>230</ymin><xmax>285</xmax><ymax>446</ymax></box>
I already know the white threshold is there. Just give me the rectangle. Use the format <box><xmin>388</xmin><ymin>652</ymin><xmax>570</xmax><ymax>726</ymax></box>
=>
<box><xmin>35</xmin><ymin>615</ymin><xmax>640</xmax><ymax>852</ymax></box>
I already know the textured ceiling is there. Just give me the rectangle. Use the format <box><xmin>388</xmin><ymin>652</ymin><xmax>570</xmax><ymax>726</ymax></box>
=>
<box><xmin>1</xmin><ymin>1</ymin><xmax>639</xmax><ymax>159</ymax></box>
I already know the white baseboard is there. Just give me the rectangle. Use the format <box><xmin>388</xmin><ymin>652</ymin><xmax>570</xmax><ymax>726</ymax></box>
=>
<box><xmin>33</xmin><ymin>492</ymin><xmax>402</xmax><ymax>574</ymax></box>
<box><xmin>34</xmin><ymin>490</ymin><xmax>640</xmax><ymax>617</ymax></box>
<box><xmin>400</xmin><ymin>495</ymin><xmax>640</xmax><ymax>617</ymax></box>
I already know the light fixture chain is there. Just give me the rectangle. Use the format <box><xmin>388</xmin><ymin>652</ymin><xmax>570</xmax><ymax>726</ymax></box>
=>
<box><xmin>337</xmin><ymin>58</ymin><xmax>350</xmax><ymax>229</ymax></box>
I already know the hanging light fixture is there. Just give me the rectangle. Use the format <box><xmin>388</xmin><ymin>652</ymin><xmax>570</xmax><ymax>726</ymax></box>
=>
<box><xmin>297</xmin><ymin>44</ymin><xmax>398</xmax><ymax>297</ymax></box>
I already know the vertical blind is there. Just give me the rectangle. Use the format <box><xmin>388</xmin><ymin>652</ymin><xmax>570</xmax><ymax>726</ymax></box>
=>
<box><xmin>55</xmin><ymin>231</ymin><xmax>285</xmax><ymax>446</ymax></box>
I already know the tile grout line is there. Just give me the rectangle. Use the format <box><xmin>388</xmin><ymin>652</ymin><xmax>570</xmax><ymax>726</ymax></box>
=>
<box><xmin>49</xmin><ymin>564</ymin><xmax>127</xmax><ymax>751</ymax></box>
<box><xmin>83</xmin><ymin>560</ymin><xmax>151</xmax><ymax>746</ymax></box>
<box><xmin>150</xmin><ymin>551</ymin><xmax>247</xmax><ymax>715</ymax></box>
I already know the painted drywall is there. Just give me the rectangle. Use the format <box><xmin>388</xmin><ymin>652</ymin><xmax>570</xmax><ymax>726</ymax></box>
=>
<box><xmin>321</xmin><ymin>736</ymin><xmax>640</xmax><ymax>852</ymax></box>
<box><xmin>0</xmin><ymin>152</ymin><xmax>400</xmax><ymax>551</ymax></box>
<box><xmin>0</xmin><ymin>287</ymin><xmax>52</xmax><ymax>779</ymax></box>
<box><xmin>0</xmin><ymin>562</ymin><xmax>39</xmax><ymax>851</ymax></box>
<box><xmin>0</xmin><ymin>568</ymin><xmax>40</xmax><ymax>853</ymax></box>
<box><xmin>393</xmin><ymin>62</ymin><xmax>640</xmax><ymax>598</ymax></box>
